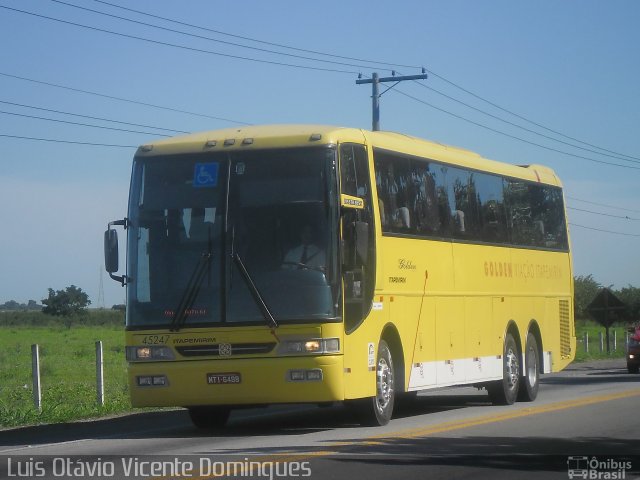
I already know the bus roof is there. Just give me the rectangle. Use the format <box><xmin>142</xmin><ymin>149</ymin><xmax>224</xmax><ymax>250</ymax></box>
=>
<box><xmin>136</xmin><ymin>124</ymin><xmax>562</xmax><ymax>187</ymax></box>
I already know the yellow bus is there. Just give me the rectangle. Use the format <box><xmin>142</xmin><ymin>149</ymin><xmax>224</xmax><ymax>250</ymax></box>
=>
<box><xmin>105</xmin><ymin>125</ymin><xmax>575</xmax><ymax>427</ymax></box>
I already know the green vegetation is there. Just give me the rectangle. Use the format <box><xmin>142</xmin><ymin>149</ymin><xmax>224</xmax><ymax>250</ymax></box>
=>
<box><xmin>0</xmin><ymin>310</ymin><xmax>130</xmax><ymax>429</ymax></box>
<box><xmin>574</xmin><ymin>321</ymin><xmax>629</xmax><ymax>362</ymax></box>
<box><xmin>41</xmin><ymin>285</ymin><xmax>91</xmax><ymax>328</ymax></box>
<box><xmin>574</xmin><ymin>274</ymin><xmax>640</xmax><ymax>323</ymax></box>
<box><xmin>573</xmin><ymin>274</ymin><xmax>638</xmax><ymax>363</ymax></box>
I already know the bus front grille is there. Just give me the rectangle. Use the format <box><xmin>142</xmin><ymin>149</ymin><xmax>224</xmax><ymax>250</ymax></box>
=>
<box><xmin>175</xmin><ymin>343</ymin><xmax>277</xmax><ymax>357</ymax></box>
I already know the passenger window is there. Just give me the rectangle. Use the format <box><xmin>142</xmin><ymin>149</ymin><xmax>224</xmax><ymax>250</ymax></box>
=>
<box><xmin>374</xmin><ymin>151</ymin><xmax>453</xmax><ymax>237</ymax></box>
<box><xmin>371</xmin><ymin>149</ymin><xmax>568</xmax><ymax>251</ymax></box>
<box><xmin>504</xmin><ymin>179</ymin><xmax>537</xmax><ymax>246</ymax></box>
<box><xmin>530</xmin><ymin>185</ymin><xmax>568</xmax><ymax>249</ymax></box>
<box><xmin>475</xmin><ymin>174</ymin><xmax>508</xmax><ymax>244</ymax></box>
<box><xmin>447</xmin><ymin>167</ymin><xmax>481</xmax><ymax>240</ymax></box>
<box><xmin>374</xmin><ymin>152</ymin><xmax>415</xmax><ymax>234</ymax></box>
<box><xmin>504</xmin><ymin>180</ymin><xmax>568</xmax><ymax>250</ymax></box>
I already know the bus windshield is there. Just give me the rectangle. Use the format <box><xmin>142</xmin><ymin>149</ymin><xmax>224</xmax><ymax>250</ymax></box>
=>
<box><xmin>126</xmin><ymin>147</ymin><xmax>339</xmax><ymax>328</ymax></box>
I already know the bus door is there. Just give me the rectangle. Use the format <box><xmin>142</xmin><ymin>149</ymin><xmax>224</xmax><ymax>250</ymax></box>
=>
<box><xmin>339</xmin><ymin>143</ymin><xmax>378</xmax><ymax>398</ymax></box>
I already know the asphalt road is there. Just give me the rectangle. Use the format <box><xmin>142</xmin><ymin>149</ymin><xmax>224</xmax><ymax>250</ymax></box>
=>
<box><xmin>1</xmin><ymin>359</ymin><xmax>639</xmax><ymax>480</ymax></box>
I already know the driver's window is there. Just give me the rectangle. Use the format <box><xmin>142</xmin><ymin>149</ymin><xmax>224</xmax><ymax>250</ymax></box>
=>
<box><xmin>340</xmin><ymin>144</ymin><xmax>375</xmax><ymax>333</ymax></box>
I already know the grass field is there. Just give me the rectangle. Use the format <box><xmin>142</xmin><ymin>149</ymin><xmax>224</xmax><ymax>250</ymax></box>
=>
<box><xmin>574</xmin><ymin>320</ymin><xmax>630</xmax><ymax>362</ymax></box>
<box><xmin>0</xmin><ymin>310</ymin><xmax>130</xmax><ymax>428</ymax></box>
<box><xmin>0</xmin><ymin>311</ymin><xmax>632</xmax><ymax>429</ymax></box>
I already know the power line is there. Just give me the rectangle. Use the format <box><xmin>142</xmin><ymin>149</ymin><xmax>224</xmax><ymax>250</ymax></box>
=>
<box><xmin>89</xmin><ymin>0</ymin><xmax>418</xmax><ymax>71</ymax></box>
<box><xmin>391</xmin><ymin>87</ymin><xmax>640</xmax><ymax>171</ymax></box>
<box><xmin>0</xmin><ymin>5</ymin><xmax>359</xmax><ymax>75</ymax></box>
<box><xmin>411</xmin><ymin>80</ymin><xmax>640</xmax><ymax>165</ymax></box>
<box><xmin>18</xmin><ymin>3</ymin><xmax>640</xmax><ymax>167</ymax></box>
<box><xmin>0</xmin><ymin>133</ymin><xmax>136</xmax><ymax>148</ymax></box>
<box><xmin>0</xmin><ymin>71</ymin><xmax>251</xmax><ymax>125</ymax></box>
<box><xmin>49</xmin><ymin>0</ymin><xmax>385</xmax><ymax>72</ymax></box>
<box><xmin>422</xmin><ymin>69</ymin><xmax>640</xmax><ymax>164</ymax></box>
<box><xmin>0</xmin><ymin>99</ymin><xmax>189</xmax><ymax>134</ymax></box>
<box><xmin>0</xmin><ymin>109</ymin><xmax>171</xmax><ymax>137</ymax></box>
<box><xmin>86</xmin><ymin>0</ymin><xmax>640</xmax><ymax>164</ymax></box>
<box><xmin>567</xmin><ymin>196</ymin><xmax>640</xmax><ymax>214</ymax></box>
<box><xmin>567</xmin><ymin>206</ymin><xmax>639</xmax><ymax>221</ymax></box>
<box><xmin>570</xmin><ymin>223</ymin><xmax>640</xmax><ymax>238</ymax></box>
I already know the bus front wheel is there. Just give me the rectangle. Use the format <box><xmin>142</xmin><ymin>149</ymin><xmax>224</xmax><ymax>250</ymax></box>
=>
<box><xmin>188</xmin><ymin>406</ymin><xmax>231</xmax><ymax>429</ymax></box>
<box><xmin>352</xmin><ymin>339</ymin><xmax>395</xmax><ymax>426</ymax></box>
<box><xmin>488</xmin><ymin>333</ymin><xmax>520</xmax><ymax>405</ymax></box>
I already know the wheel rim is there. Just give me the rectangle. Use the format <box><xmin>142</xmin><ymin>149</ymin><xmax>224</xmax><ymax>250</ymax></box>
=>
<box><xmin>526</xmin><ymin>345</ymin><xmax>538</xmax><ymax>387</ymax></box>
<box><xmin>376</xmin><ymin>356</ymin><xmax>393</xmax><ymax>412</ymax></box>
<box><xmin>505</xmin><ymin>347</ymin><xmax>519</xmax><ymax>390</ymax></box>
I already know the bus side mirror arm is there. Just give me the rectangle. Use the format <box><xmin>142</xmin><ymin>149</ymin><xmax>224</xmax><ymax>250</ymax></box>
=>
<box><xmin>104</xmin><ymin>218</ymin><xmax>129</xmax><ymax>286</ymax></box>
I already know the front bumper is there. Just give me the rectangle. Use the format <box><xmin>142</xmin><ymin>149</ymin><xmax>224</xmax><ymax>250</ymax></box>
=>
<box><xmin>129</xmin><ymin>355</ymin><xmax>344</xmax><ymax>407</ymax></box>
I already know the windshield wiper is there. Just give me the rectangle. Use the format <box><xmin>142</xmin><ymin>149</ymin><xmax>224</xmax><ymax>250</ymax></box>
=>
<box><xmin>232</xmin><ymin>252</ymin><xmax>279</xmax><ymax>329</ymax></box>
<box><xmin>170</xmin><ymin>251</ymin><xmax>212</xmax><ymax>332</ymax></box>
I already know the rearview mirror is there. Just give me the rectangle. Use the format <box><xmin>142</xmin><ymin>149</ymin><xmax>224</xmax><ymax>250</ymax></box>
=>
<box><xmin>104</xmin><ymin>218</ymin><xmax>128</xmax><ymax>286</ymax></box>
<box><xmin>104</xmin><ymin>229</ymin><xmax>119</xmax><ymax>273</ymax></box>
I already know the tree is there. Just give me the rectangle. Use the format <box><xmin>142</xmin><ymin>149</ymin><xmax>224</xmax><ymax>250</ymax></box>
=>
<box><xmin>0</xmin><ymin>299</ymin><xmax>42</xmax><ymax>311</ymax></box>
<box><xmin>42</xmin><ymin>285</ymin><xmax>91</xmax><ymax>319</ymax></box>
<box><xmin>616</xmin><ymin>285</ymin><xmax>640</xmax><ymax>324</ymax></box>
<box><xmin>574</xmin><ymin>274</ymin><xmax>602</xmax><ymax>320</ymax></box>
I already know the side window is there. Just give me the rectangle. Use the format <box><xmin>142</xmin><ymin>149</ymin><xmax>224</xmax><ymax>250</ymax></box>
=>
<box><xmin>408</xmin><ymin>159</ymin><xmax>452</xmax><ymax>237</ymax></box>
<box><xmin>447</xmin><ymin>167</ymin><xmax>481</xmax><ymax>240</ymax></box>
<box><xmin>530</xmin><ymin>185</ymin><xmax>568</xmax><ymax>249</ymax></box>
<box><xmin>504</xmin><ymin>179</ymin><xmax>537</xmax><ymax>246</ymax></box>
<box><xmin>504</xmin><ymin>180</ymin><xmax>568</xmax><ymax>250</ymax></box>
<box><xmin>374</xmin><ymin>150</ymin><xmax>453</xmax><ymax>238</ymax></box>
<box><xmin>370</xmin><ymin>149</ymin><xmax>569</xmax><ymax>251</ymax></box>
<box><xmin>340</xmin><ymin>144</ymin><xmax>370</xmax><ymax>198</ymax></box>
<box><xmin>475</xmin><ymin>173</ymin><xmax>508</xmax><ymax>244</ymax></box>
<box><xmin>374</xmin><ymin>151</ymin><xmax>414</xmax><ymax>234</ymax></box>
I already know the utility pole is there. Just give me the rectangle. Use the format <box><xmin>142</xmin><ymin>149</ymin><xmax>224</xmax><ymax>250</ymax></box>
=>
<box><xmin>356</xmin><ymin>70</ymin><xmax>428</xmax><ymax>131</ymax></box>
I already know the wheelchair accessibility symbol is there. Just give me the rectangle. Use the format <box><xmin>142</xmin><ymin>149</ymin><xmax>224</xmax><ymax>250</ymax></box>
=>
<box><xmin>193</xmin><ymin>163</ymin><xmax>219</xmax><ymax>188</ymax></box>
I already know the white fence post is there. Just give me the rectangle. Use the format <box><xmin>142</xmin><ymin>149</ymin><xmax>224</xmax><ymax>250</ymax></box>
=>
<box><xmin>31</xmin><ymin>344</ymin><xmax>41</xmax><ymax>411</ymax></box>
<box><xmin>96</xmin><ymin>341</ymin><xmax>104</xmax><ymax>407</ymax></box>
<box><xmin>599</xmin><ymin>332</ymin><xmax>604</xmax><ymax>353</ymax></box>
<box><xmin>584</xmin><ymin>332</ymin><xmax>589</xmax><ymax>353</ymax></box>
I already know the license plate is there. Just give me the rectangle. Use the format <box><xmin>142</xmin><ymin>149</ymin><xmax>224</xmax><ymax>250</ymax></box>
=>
<box><xmin>207</xmin><ymin>373</ymin><xmax>241</xmax><ymax>385</ymax></box>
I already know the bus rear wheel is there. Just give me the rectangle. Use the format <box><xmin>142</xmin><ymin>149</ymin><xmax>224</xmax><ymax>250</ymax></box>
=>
<box><xmin>188</xmin><ymin>406</ymin><xmax>231</xmax><ymax>429</ymax></box>
<box><xmin>518</xmin><ymin>332</ymin><xmax>540</xmax><ymax>402</ymax></box>
<box><xmin>488</xmin><ymin>333</ymin><xmax>520</xmax><ymax>405</ymax></box>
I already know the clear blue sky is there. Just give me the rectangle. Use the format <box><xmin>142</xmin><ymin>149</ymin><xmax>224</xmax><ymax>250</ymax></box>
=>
<box><xmin>0</xmin><ymin>0</ymin><xmax>638</xmax><ymax>307</ymax></box>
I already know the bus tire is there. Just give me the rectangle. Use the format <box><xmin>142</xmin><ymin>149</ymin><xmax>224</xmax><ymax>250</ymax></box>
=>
<box><xmin>518</xmin><ymin>332</ymin><xmax>540</xmax><ymax>402</ymax></box>
<box><xmin>353</xmin><ymin>339</ymin><xmax>395</xmax><ymax>426</ymax></box>
<box><xmin>488</xmin><ymin>333</ymin><xmax>519</xmax><ymax>405</ymax></box>
<box><xmin>188</xmin><ymin>406</ymin><xmax>231</xmax><ymax>429</ymax></box>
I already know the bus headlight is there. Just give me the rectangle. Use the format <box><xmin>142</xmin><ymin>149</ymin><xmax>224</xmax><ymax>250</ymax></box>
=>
<box><xmin>126</xmin><ymin>346</ymin><xmax>175</xmax><ymax>361</ymax></box>
<box><xmin>278</xmin><ymin>338</ymin><xmax>340</xmax><ymax>355</ymax></box>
